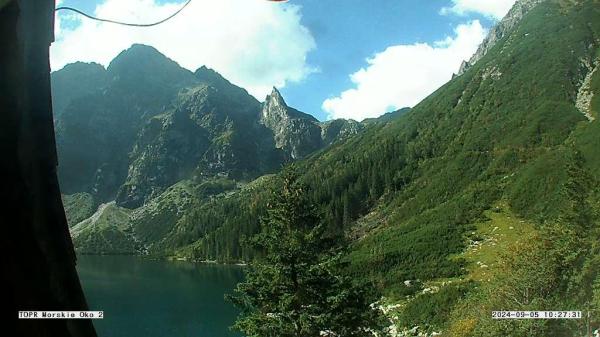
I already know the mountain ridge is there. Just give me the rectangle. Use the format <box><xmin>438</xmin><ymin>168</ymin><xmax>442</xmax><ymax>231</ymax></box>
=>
<box><xmin>53</xmin><ymin>44</ymin><xmax>369</xmax><ymax>208</ymax></box>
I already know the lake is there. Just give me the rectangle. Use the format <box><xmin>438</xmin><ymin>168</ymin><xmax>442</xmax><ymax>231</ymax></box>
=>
<box><xmin>76</xmin><ymin>255</ymin><xmax>244</xmax><ymax>337</ymax></box>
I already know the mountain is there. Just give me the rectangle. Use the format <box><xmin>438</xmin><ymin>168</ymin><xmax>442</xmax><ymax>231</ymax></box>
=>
<box><xmin>52</xmin><ymin>44</ymin><xmax>360</xmax><ymax>208</ymax></box>
<box><xmin>53</xmin><ymin>45</ymin><xmax>197</xmax><ymax>200</ymax></box>
<box><xmin>260</xmin><ymin>87</ymin><xmax>364</xmax><ymax>159</ymax></box>
<box><xmin>64</xmin><ymin>0</ymin><xmax>600</xmax><ymax>335</ymax></box>
<box><xmin>114</xmin><ymin>78</ymin><xmax>276</xmax><ymax>208</ymax></box>
<box><xmin>51</xmin><ymin>62</ymin><xmax>109</xmax><ymax>118</ymax></box>
<box><xmin>457</xmin><ymin>0</ymin><xmax>545</xmax><ymax>76</ymax></box>
<box><xmin>58</xmin><ymin>0</ymin><xmax>600</xmax><ymax>334</ymax></box>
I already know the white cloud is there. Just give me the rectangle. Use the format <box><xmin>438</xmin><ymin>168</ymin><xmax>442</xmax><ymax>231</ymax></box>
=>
<box><xmin>440</xmin><ymin>0</ymin><xmax>517</xmax><ymax>20</ymax></box>
<box><xmin>54</xmin><ymin>0</ymin><xmax>64</xmax><ymax>37</ymax></box>
<box><xmin>51</xmin><ymin>0</ymin><xmax>316</xmax><ymax>99</ymax></box>
<box><xmin>322</xmin><ymin>21</ymin><xmax>487</xmax><ymax>121</ymax></box>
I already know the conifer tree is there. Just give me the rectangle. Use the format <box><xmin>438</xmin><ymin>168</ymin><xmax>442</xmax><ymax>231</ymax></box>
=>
<box><xmin>228</xmin><ymin>168</ymin><xmax>387</xmax><ymax>337</ymax></box>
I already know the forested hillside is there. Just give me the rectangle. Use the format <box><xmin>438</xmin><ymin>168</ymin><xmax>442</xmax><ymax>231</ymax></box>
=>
<box><xmin>176</xmin><ymin>0</ymin><xmax>600</xmax><ymax>266</ymax></box>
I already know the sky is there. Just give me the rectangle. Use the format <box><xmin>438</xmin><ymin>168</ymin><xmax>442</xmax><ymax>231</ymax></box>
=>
<box><xmin>52</xmin><ymin>0</ymin><xmax>517</xmax><ymax>121</ymax></box>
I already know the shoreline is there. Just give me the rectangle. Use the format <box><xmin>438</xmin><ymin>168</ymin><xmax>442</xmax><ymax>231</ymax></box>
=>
<box><xmin>75</xmin><ymin>253</ymin><xmax>248</xmax><ymax>266</ymax></box>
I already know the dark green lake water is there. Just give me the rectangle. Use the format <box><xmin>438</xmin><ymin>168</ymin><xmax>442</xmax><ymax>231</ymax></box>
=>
<box><xmin>76</xmin><ymin>255</ymin><xmax>244</xmax><ymax>337</ymax></box>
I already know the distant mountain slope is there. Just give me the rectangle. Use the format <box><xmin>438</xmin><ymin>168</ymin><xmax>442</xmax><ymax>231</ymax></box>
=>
<box><xmin>362</xmin><ymin>107</ymin><xmax>411</xmax><ymax>124</ymax></box>
<box><xmin>52</xmin><ymin>45</ymin><xmax>361</xmax><ymax>207</ymax></box>
<box><xmin>51</xmin><ymin>62</ymin><xmax>108</xmax><ymax>118</ymax></box>
<box><xmin>54</xmin><ymin>45</ymin><xmax>197</xmax><ymax>200</ymax></box>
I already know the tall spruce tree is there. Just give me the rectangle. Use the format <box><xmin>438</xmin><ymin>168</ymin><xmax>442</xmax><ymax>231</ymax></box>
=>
<box><xmin>228</xmin><ymin>168</ymin><xmax>387</xmax><ymax>337</ymax></box>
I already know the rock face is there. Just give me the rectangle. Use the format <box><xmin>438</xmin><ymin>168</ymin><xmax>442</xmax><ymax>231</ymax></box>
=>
<box><xmin>576</xmin><ymin>57</ymin><xmax>599</xmax><ymax>121</ymax></box>
<box><xmin>260</xmin><ymin>87</ymin><xmax>365</xmax><ymax>159</ymax></box>
<box><xmin>54</xmin><ymin>45</ymin><xmax>197</xmax><ymax>200</ymax></box>
<box><xmin>260</xmin><ymin>88</ymin><xmax>323</xmax><ymax>159</ymax></box>
<box><xmin>115</xmin><ymin>83</ymin><xmax>281</xmax><ymax>208</ymax></box>
<box><xmin>53</xmin><ymin>44</ymin><xmax>362</xmax><ymax>208</ymax></box>
<box><xmin>457</xmin><ymin>0</ymin><xmax>546</xmax><ymax>76</ymax></box>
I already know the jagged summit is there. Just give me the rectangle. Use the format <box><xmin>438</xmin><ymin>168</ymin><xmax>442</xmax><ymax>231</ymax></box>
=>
<box><xmin>51</xmin><ymin>62</ymin><xmax>109</xmax><ymax>117</ymax></box>
<box><xmin>262</xmin><ymin>87</ymin><xmax>287</xmax><ymax>120</ymax></box>
<box><xmin>266</xmin><ymin>86</ymin><xmax>286</xmax><ymax>105</ymax></box>
<box><xmin>259</xmin><ymin>88</ymin><xmax>362</xmax><ymax>159</ymax></box>
<box><xmin>59</xmin><ymin>61</ymin><xmax>106</xmax><ymax>71</ymax></box>
<box><xmin>106</xmin><ymin>44</ymin><xmax>195</xmax><ymax>86</ymax></box>
<box><xmin>262</xmin><ymin>87</ymin><xmax>318</xmax><ymax>123</ymax></box>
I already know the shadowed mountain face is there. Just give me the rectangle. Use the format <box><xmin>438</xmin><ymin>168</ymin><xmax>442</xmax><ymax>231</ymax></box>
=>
<box><xmin>53</xmin><ymin>45</ymin><xmax>197</xmax><ymax>202</ymax></box>
<box><xmin>53</xmin><ymin>44</ymin><xmax>362</xmax><ymax>208</ymax></box>
<box><xmin>114</xmin><ymin>84</ymin><xmax>278</xmax><ymax>208</ymax></box>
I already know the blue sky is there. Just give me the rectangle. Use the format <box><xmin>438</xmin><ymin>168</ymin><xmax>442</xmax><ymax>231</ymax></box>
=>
<box><xmin>53</xmin><ymin>0</ymin><xmax>516</xmax><ymax>121</ymax></box>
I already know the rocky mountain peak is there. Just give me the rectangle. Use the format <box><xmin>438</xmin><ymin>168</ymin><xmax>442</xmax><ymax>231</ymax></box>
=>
<box><xmin>51</xmin><ymin>62</ymin><xmax>108</xmax><ymax>117</ymax></box>
<box><xmin>261</xmin><ymin>87</ymin><xmax>318</xmax><ymax>126</ymax></box>
<box><xmin>261</xmin><ymin>87</ymin><xmax>291</xmax><ymax>126</ymax></box>
<box><xmin>108</xmin><ymin>44</ymin><xmax>168</xmax><ymax>70</ymax></box>
<box><xmin>54</xmin><ymin>45</ymin><xmax>364</xmax><ymax>208</ymax></box>
<box><xmin>267</xmin><ymin>87</ymin><xmax>286</xmax><ymax>106</ymax></box>
<box><xmin>106</xmin><ymin>44</ymin><xmax>195</xmax><ymax>86</ymax></box>
<box><xmin>259</xmin><ymin>88</ymin><xmax>362</xmax><ymax>160</ymax></box>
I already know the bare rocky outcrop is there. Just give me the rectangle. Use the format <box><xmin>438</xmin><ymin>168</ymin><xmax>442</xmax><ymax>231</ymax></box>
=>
<box><xmin>260</xmin><ymin>87</ymin><xmax>363</xmax><ymax>159</ymax></box>
<box><xmin>576</xmin><ymin>58</ymin><xmax>598</xmax><ymax>122</ymax></box>
<box><xmin>260</xmin><ymin>87</ymin><xmax>323</xmax><ymax>159</ymax></box>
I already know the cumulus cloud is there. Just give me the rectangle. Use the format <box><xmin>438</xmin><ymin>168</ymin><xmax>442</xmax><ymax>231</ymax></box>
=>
<box><xmin>440</xmin><ymin>0</ymin><xmax>517</xmax><ymax>20</ymax></box>
<box><xmin>322</xmin><ymin>21</ymin><xmax>487</xmax><ymax>121</ymax></box>
<box><xmin>51</xmin><ymin>0</ymin><xmax>316</xmax><ymax>99</ymax></box>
